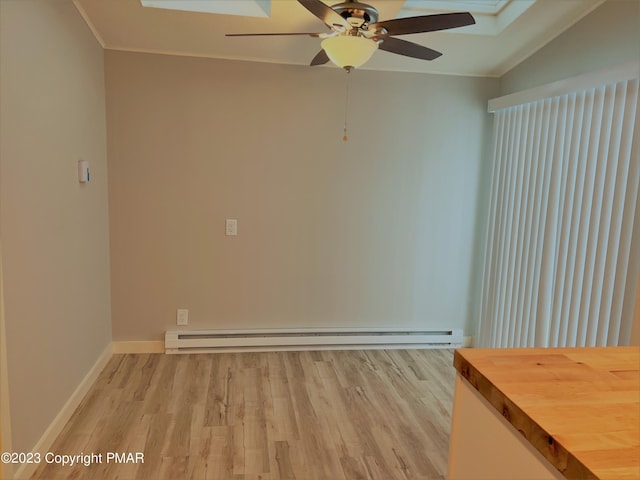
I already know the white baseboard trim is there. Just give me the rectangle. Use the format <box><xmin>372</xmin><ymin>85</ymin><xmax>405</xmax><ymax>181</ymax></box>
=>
<box><xmin>113</xmin><ymin>340</ymin><xmax>164</xmax><ymax>354</ymax></box>
<box><xmin>13</xmin><ymin>343</ymin><xmax>113</xmax><ymax>480</ymax></box>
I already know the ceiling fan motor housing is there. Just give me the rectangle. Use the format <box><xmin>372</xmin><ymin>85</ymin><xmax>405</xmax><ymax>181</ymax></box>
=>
<box><xmin>331</xmin><ymin>1</ymin><xmax>379</xmax><ymax>29</ymax></box>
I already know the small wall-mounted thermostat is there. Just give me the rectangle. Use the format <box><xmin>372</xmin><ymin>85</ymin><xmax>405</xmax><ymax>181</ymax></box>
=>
<box><xmin>78</xmin><ymin>160</ymin><xmax>90</xmax><ymax>183</ymax></box>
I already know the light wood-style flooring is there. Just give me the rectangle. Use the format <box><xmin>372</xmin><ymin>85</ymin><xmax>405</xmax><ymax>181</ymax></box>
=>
<box><xmin>32</xmin><ymin>349</ymin><xmax>455</xmax><ymax>480</ymax></box>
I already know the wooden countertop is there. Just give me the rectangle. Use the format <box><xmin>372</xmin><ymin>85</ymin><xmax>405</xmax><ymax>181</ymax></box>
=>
<box><xmin>454</xmin><ymin>347</ymin><xmax>640</xmax><ymax>480</ymax></box>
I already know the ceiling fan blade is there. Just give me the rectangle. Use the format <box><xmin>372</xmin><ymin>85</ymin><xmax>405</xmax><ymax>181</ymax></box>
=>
<box><xmin>297</xmin><ymin>0</ymin><xmax>350</xmax><ymax>29</ymax></box>
<box><xmin>310</xmin><ymin>49</ymin><xmax>330</xmax><ymax>66</ymax></box>
<box><xmin>226</xmin><ymin>32</ymin><xmax>325</xmax><ymax>37</ymax></box>
<box><xmin>370</xmin><ymin>12</ymin><xmax>475</xmax><ymax>36</ymax></box>
<box><xmin>377</xmin><ymin>36</ymin><xmax>442</xmax><ymax>61</ymax></box>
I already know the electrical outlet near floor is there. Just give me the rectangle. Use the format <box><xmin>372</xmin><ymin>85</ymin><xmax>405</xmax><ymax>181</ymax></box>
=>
<box><xmin>176</xmin><ymin>308</ymin><xmax>188</xmax><ymax>326</ymax></box>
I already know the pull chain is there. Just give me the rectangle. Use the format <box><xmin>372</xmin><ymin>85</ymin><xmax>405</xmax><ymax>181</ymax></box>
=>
<box><xmin>343</xmin><ymin>67</ymin><xmax>351</xmax><ymax>141</ymax></box>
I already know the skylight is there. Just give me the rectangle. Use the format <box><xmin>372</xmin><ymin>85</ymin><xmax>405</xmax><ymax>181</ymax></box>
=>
<box><xmin>140</xmin><ymin>0</ymin><xmax>270</xmax><ymax>17</ymax></box>
<box><xmin>399</xmin><ymin>0</ymin><xmax>536</xmax><ymax>35</ymax></box>
<box><xmin>403</xmin><ymin>0</ymin><xmax>510</xmax><ymax>15</ymax></box>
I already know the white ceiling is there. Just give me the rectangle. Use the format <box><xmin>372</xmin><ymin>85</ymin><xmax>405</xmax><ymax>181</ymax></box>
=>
<box><xmin>73</xmin><ymin>0</ymin><xmax>605</xmax><ymax>77</ymax></box>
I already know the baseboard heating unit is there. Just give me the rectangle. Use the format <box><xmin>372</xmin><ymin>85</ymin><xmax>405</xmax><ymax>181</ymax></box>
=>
<box><xmin>165</xmin><ymin>328</ymin><xmax>463</xmax><ymax>354</ymax></box>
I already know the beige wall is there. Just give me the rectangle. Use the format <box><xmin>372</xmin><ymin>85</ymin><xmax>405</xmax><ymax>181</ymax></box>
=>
<box><xmin>500</xmin><ymin>0</ymin><xmax>640</xmax><ymax>95</ymax></box>
<box><xmin>106</xmin><ymin>51</ymin><xmax>498</xmax><ymax>341</ymax></box>
<box><xmin>0</xmin><ymin>0</ymin><xmax>111</xmax><ymax>454</ymax></box>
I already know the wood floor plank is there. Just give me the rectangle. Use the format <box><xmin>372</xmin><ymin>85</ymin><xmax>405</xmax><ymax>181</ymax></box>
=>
<box><xmin>30</xmin><ymin>349</ymin><xmax>455</xmax><ymax>480</ymax></box>
<box><xmin>274</xmin><ymin>441</ymin><xmax>295</xmax><ymax>480</ymax></box>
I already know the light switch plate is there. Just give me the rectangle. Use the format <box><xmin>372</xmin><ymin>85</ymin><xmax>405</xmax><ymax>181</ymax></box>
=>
<box><xmin>226</xmin><ymin>219</ymin><xmax>237</xmax><ymax>236</ymax></box>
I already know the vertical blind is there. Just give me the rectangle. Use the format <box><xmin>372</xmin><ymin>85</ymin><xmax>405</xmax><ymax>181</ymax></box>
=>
<box><xmin>478</xmin><ymin>77</ymin><xmax>640</xmax><ymax>348</ymax></box>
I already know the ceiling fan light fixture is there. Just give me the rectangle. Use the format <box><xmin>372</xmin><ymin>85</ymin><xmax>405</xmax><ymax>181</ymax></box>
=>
<box><xmin>321</xmin><ymin>35</ymin><xmax>378</xmax><ymax>69</ymax></box>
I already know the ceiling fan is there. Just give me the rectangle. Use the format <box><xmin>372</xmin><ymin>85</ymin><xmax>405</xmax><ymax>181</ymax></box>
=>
<box><xmin>226</xmin><ymin>0</ymin><xmax>475</xmax><ymax>71</ymax></box>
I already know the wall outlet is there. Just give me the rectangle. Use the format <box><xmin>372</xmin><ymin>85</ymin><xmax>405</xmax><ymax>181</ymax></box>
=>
<box><xmin>177</xmin><ymin>308</ymin><xmax>188</xmax><ymax>326</ymax></box>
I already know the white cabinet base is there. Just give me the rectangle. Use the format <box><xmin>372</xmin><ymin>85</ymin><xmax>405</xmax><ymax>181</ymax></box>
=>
<box><xmin>447</xmin><ymin>374</ymin><xmax>565</xmax><ymax>480</ymax></box>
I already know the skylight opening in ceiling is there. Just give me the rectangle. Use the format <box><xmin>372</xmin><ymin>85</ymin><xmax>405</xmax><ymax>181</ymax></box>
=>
<box><xmin>403</xmin><ymin>0</ymin><xmax>510</xmax><ymax>15</ymax></box>
<box><xmin>399</xmin><ymin>0</ymin><xmax>536</xmax><ymax>36</ymax></box>
<box><xmin>140</xmin><ymin>0</ymin><xmax>271</xmax><ymax>17</ymax></box>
